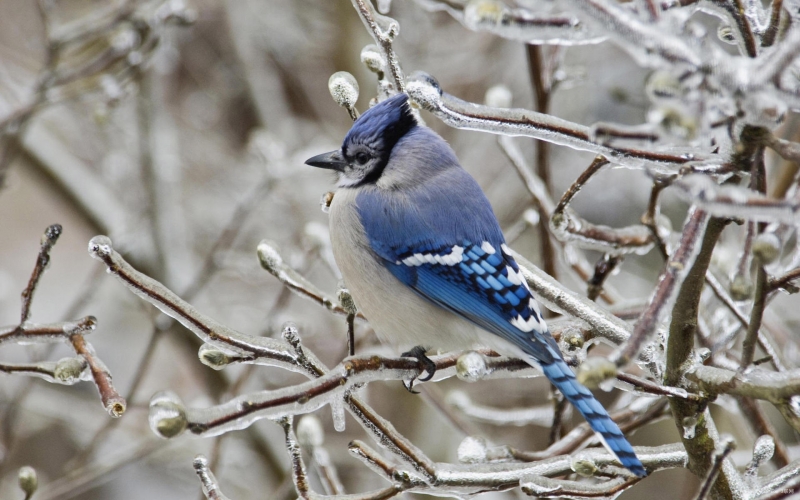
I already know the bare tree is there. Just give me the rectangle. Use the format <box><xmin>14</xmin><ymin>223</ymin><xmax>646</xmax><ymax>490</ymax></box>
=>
<box><xmin>1</xmin><ymin>0</ymin><xmax>800</xmax><ymax>499</ymax></box>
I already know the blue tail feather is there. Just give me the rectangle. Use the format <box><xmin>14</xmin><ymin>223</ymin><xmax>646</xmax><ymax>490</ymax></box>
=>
<box><xmin>540</xmin><ymin>356</ymin><xmax>647</xmax><ymax>477</ymax></box>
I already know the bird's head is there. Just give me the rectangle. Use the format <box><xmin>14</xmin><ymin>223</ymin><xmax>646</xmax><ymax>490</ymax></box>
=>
<box><xmin>305</xmin><ymin>93</ymin><xmax>417</xmax><ymax>187</ymax></box>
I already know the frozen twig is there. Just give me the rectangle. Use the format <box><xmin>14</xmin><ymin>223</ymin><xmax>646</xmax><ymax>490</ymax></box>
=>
<box><xmin>447</xmin><ymin>391</ymin><xmax>554</xmax><ymax>427</ymax></box>
<box><xmin>20</xmin><ymin>223</ymin><xmax>62</xmax><ymax>323</ymax></box>
<box><xmin>520</xmin><ymin>474</ymin><xmax>641</xmax><ymax>497</ymax></box>
<box><xmin>551</xmin><ymin>155</ymin><xmax>655</xmax><ymax>256</ymax></box>
<box><xmin>559</xmin><ymin>0</ymin><xmax>701</xmax><ymax>67</ymax></box>
<box><xmin>355</xmin><ymin>441</ymin><xmax>685</xmax><ymax>495</ymax></box>
<box><xmin>526</xmin><ymin>45</ymin><xmax>558</xmax><ymax>280</ymax></box>
<box><xmin>704</xmin><ymin>272</ymin><xmax>786</xmax><ymax>371</ymax></box>
<box><xmin>88</xmin><ymin>236</ymin><xmax>304</xmax><ymax>373</ymax></box>
<box><xmin>258</xmin><ymin>240</ymin><xmax>364</xmax><ymax>320</ymax></box>
<box><xmin>69</xmin><ymin>333</ymin><xmax>126</xmax><ymax>417</ymax></box>
<box><xmin>768</xmin><ymin>268</ymin><xmax>800</xmax><ymax>294</ymax></box>
<box><xmin>753</xmin><ymin>460</ymin><xmax>800</xmax><ymax>499</ymax></box>
<box><xmin>193</xmin><ymin>455</ymin><xmax>232</xmax><ymax>500</ymax></box>
<box><xmin>498</xmin><ymin>138</ymin><xmax>619</xmax><ymax>302</ymax></box>
<box><xmin>741</xmin><ymin>266</ymin><xmax>768</xmax><ymax>369</ymax></box>
<box><xmin>616</xmin><ymin>372</ymin><xmax>703</xmax><ymax>401</ymax></box>
<box><xmin>406</xmin><ymin>72</ymin><xmax>707</xmax><ymax>170</ymax></box>
<box><xmin>707</xmin><ymin>0</ymin><xmax>758</xmax><ymax>58</ymax></box>
<box><xmin>674</xmin><ymin>175</ymin><xmax>800</xmax><ymax>224</ymax></box>
<box><xmin>149</xmin><ymin>351</ymin><xmax>541</xmax><ymax>438</ymax></box>
<box><xmin>760</xmin><ymin>0</ymin><xmax>783</xmax><ymax>47</ymax></box>
<box><xmin>691</xmin><ymin>438</ymin><xmax>736</xmax><ymax>500</ymax></box>
<box><xmin>736</xmin><ymin>397</ymin><xmax>790</xmax><ymax>468</ymax></box>
<box><xmin>614</xmin><ymin>208</ymin><xmax>711</xmax><ymax>367</ymax></box>
<box><xmin>2</xmin><ymin>226</ymin><xmax>125</xmax><ymax>417</ymax></box>
<box><xmin>686</xmin><ymin>365</ymin><xmax>800</xmax><ymax>403</ymax></box>
<box><xmin>412</xmin><ymin>0</ymin><xmax>604</xmax><ymax>45</ymax></box>
<box><xmin>351</xmin><ymin>0</ymin><xmax>405</xmax><ymax>93</ymax></box>
<box><xmin>498</xmin><ymin>135</ymin><xmax>555</xmax><ymax>214</ymax></box>
<box><xmin>505</xmin><ymin>398</ymin><xmax>669</xmax><ymax>462</ymax></box>
<box><xmin>762</xmin><ymin>134</ymin><xmax>800</xmax><ymax>165</ymax></box>
<box><xmin>587</xmin><ymin>255</ymin><xmax>621</xmax><ymax>301</ymax></box>
<box><xmin>0</xmin><ymin>358</ymin><xmax>87</xmax><ymax>384</ymax></box>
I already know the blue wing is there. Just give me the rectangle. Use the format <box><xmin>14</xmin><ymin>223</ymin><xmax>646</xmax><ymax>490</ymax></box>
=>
<box><xmin>387</xmin><ymin>240</ymin><xmax>559</xmax><ymax>364</ymax></box>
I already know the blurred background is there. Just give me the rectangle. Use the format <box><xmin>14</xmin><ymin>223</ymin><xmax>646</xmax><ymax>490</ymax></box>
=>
<box><xmin>1</xmin><ymin>0</ymin><xmax>798</xmax><ymax>499</ymax></box>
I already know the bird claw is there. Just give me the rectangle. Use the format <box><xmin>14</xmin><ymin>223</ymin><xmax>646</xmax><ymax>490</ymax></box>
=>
<box><xmin>401</xmin><ymin>346</ymin><xmax>436</xmax><ymax>392</ymax></box>
<box><xmin>402</xmin><ymin>379</ymin><xmax>420</xmax><ymax>394</ymax></box>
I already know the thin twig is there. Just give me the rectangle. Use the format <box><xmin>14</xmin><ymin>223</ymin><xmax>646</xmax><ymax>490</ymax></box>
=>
<box><xmin>587</xmin><ymin>255</ymin><xmax>621</xmax><ymax>301</ymax></box>
<box><xmin>351</xmin><ymin>0</ymin><xmax>404</xmax><ymax>93</ymax></box>
<box><xmin>20</xmin><ymin>224</ymin><xmax>62</xmax><ymax>323</ymax></box>
<box><xmin>734</xmin><ymin>396</ymin><xmax>790</xmax><ymax>468</ymax></box>
<box><xmin>614</xmin><ymin>208</ymin><xmax>712</xmax><ymax>367</ymax></box>
<box><xmin>691</xmin><ymin>438</ymin><xmax>736</xmax><ymax>500</ymax></box>
<box><xmin>641</xmin><ymin>178</ymin><xmax>671</xmax><ymax>259</ymax></box>
<box><xmin>193</xmin><ymin>455</ymin><xmax>232</xmax><ymax>500</ymax></box>
<box><xmin>526</xmin><ymin>44</ymin><xmax>557</xmax><ymax>280</ymax></box>
<box><xmin>686</xmin><ymin>365</ymin><xmax>800</xmax><ymax>403</ymax></box>
<box><xmin>741</xmin><ymin>266</ymin><xmax>768</xmax><ymax>369</ymax></box>
<box><xmin>69</xmin><ymin>333</ymin><xmax>126</xmax><ymax>417</ymax></box>
<box><xmin>768</xmin><ymin>268</ymin><xmax>800</xmax><ymax>293</ymax></box>
<box><xmin>761</xmin><ymin>0</ymin><xmax>783</xmax><ymax>47</ymax></box>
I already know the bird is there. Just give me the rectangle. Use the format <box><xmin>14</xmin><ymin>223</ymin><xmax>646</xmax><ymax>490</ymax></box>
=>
<box><xmin>305</xmin><ymin>93</ymin><xmax>646</xmax><ymax>477</ymax></box>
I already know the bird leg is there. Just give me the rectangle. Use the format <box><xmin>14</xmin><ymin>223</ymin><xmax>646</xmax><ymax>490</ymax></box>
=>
<box><xmin>401</xmin><ymin>345</ymin><xmax>436</xmax><ymax>393</ymax></box>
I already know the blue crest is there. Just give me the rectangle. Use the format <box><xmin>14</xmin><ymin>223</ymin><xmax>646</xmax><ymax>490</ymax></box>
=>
<box><xmin>342</xmin><ymin>93</ymin><xmax>417</xmax><ymax>159</ymax></box>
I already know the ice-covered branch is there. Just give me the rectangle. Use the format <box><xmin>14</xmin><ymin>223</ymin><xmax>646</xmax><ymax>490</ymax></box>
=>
<box><xmin>20</xmin><ymin>223</ymin><xmax>62</xmax><ymax>323</ymax></box>
<box><xmin>412</xmin><ymin>0</ymin><xmax>605</xmax><ymax>45</ymax></box>
<box><xmin>497</xmin><ymin>137</ymin><xmax>621</xmax><ymax>302</ymax></box>
<box><xmin>613</xmin><ymin>208</ymin><xmax>710</xmax><ymax>367</ymax></box>
<box><xmin>358</xmin><ymin>440</ymin><xmax>686</xmax><ymax>496</ymax></box>
<box><xmin>692</xmin><ymin>438</ymin><xmax>736</xmax><ymax>500</ymax></box>
<box><xmin>559</xmin><ymin>0</ymin><xmax>701</xmax><ymax>68</ymax></box>
<box><xmin>769</xmin><ymin>268</ymin><xmax>800</xmax><ymax>294</ymax></box>
<box><xmin>87</xmin><ymin>235</ymin><xmax>305</xmax><ymax>374</ymax></box>
<box><xmin>754</xmin><ymin>459</ymin><xmax>800</xmax><ymax>499</ymax></box>
<box><xmin>551</xmin><ymin>155</ymin><xmax>655</xmax><ymax>256</ymax></box>
<box><xmin>520</xmin><ymin>474</ymin><xmax>641</xmax><ymax>497</ymax></box>
<box><xmin>1</xmin><ymin>226</ymin><xmax>125</xmax><ymax>417</ymax></box>
<box><xmin>351</xmin><ymin>0</ymin><xmax>405</xmax><ymax>93</ymax></box>
<box><xmin>257</xmin><ymin>241</ymin><xmax>364</xmax><ymax>319</ymax></box>
<box><xmin>148</xmin><ymin>350</ymin><xmax>542</xmax><ymax>438</ymax></box>
<box><xmin>686</xmin><ymin>366</ymin><xmax>800</xmax><ymax>403</ymax></box>
<box><xmin>69</xmin><ymin>333</ymin><xmax>126</xmax><ymax>417</ymax></box>
<box><xmin>0</xmin><ymin>317</ymin><xmax>96</xmax><ymax>346</ymax></box>
<box><xmin>193</xmin><ymin>455</ymin><xmax>232</xmax><ymax>500</ymax></box>
<box><xmin>406</xmin><ymin>72</ymin><xmax>707</xmax><ymax>171</ymax></box>
<box><xmin>0</xmin><ymin>358</ymin><xmax>88</xmax><ymax>384</ymax></box>
<box><xmin>447</xmin><ymin>391</ymin><xmax>554</xmax><ymax>427</ymax></box>
<box><xmin>662</xmin><ymin>215</ymin><xmax>744</xmax><ymax>499</ymax></box>
<box><xmin>674</xmin><ymin>175</ymin><xmax>800</xmax><ymax>224</ymax></box>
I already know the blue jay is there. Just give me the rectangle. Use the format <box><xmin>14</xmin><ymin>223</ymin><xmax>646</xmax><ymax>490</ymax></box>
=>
<box><xmin>305</xmin><ymin>93</ymin><xmax>646</xmax><ymax>477</ymax></box>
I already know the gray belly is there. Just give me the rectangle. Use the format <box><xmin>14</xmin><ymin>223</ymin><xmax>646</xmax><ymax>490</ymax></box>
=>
<box><xmin>328</xmin><ymin>188</ymin><xmax>528</xmax><ymax>358</ymax></box>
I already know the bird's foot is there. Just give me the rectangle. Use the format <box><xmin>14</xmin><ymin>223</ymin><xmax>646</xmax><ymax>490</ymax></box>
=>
<box><xmin>401</xmin><ymin>346</ymin><xmax>436</xmax><ymax>393</ymax></box>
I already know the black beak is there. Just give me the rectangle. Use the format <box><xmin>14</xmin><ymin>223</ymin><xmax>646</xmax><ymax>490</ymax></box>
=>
<box><xmin>305</xmin><ymin>150</ymin><xmax>347</xmax><ymax>172</ymax></box>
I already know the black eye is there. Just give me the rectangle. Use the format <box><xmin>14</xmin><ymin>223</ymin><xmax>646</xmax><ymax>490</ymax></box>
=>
<box><xmin>355</xmin><ymin>152</ymin><xmax>369</xmax><ymax>165</ymax></box>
